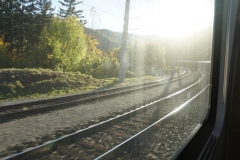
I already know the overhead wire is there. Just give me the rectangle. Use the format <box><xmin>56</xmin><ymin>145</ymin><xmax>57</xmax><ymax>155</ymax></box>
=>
<box><xmin>128</xmin><ymin>0</ymin><xmax>157</xmax><ymax>32</ymax></box>
<box><xmin>118</xmin><ymin>0</ymin><xmax>143</xmax><ymax>14</ymax></box>
<box><xmin>79</xmin><ymin>0</ymin><xmax>157</xmax><ymax>33</ymax></box>
<box><xmin>126</xmin><ymin>0</ymin><xmax>147</xmax><ymax>30</ymax></box>
<box><xmin>81</xmin><ymin>2</ymin><xmax>123</xmax><ymax>19</ymax></box>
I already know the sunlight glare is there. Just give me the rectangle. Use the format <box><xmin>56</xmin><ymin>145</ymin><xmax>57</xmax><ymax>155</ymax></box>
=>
<box><xmin>131</xmin><ymin>0</ymin><xmax>214</xmax><ymax>37</ymax></box>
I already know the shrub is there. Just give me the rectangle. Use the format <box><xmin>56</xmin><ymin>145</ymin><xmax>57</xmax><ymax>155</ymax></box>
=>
<box><xmin>125</xmin><ymin>71</ymin><xmax>136</xmax><ymax>78</ymax></box>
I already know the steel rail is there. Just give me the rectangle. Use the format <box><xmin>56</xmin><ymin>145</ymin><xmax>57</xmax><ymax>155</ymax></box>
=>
<box><xmin>3</xmin><ymin>71</ymin><xmax>204</xmax><ymax>160</ymax></box>
<box><xmin>0</xmin><ymin>70</ymin><xmax>186</xmax><ymax>111</ymax></box>
<box><xmin>0</xmin><ymin>70</ymin><xmax>190</xmax><ymax>123</ymax></box>
<box><xmin>95</xmin><ymin>84</ymin><xmax>210</xmax><ymax>160</ymax></box>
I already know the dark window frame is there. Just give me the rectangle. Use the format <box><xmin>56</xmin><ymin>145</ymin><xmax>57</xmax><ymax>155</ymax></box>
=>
<box><xmin>177</xmin><ymin>0</ymin><xmax>240</xmax><ymax>159</ymax></box>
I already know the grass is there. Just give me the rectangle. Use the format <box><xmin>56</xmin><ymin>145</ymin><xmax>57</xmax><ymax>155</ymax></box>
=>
<box><xmin>0</xmin><ymin>68</ymin><xmax>159</xmax><ymax>102</ymax></box>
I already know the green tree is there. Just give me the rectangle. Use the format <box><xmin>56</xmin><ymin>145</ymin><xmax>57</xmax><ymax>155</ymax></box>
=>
<box><xmin>35</xmin><ymin>0</ymin><xmax>55</xmax><ymax>39</ymax></box>
<box><xmin>0</xmin><ymin>36</ymin><xmax>14</xmax><ymax>68</ymax></box>
<box><xmin>58</xmin><ymin>0</ymin><xmax>86</xmax><ymax>24</ymax></box>
<box><xmin>27</xmin><ymin>17</ymin><xmax>87</xmax><ymax>71</ymax></box>
<box><xmin>0</xmin><ymin>0</ymin><xmax>22</xmax><ymax>54</ymax></box>
<box><xmin>111</xmin><ymin>47</ymin><xmax>135</xmax><ymax>72</ymax></box>
<box><xmin>23</xmin><ymin>0</ymin><xmax>39</xmax><ymax>47</ymax></box>
<box><xmin>79</xmin><ymin>35</ymin><xmax>119</xmax><ymax>78</ymax></box>
<box><xmin>79</xmin><ymin>35</ymin><xmax>102</xmax><ymax>75</ymax></box>
<box><xmin>0</xmin><ymin>0</ymin><xmax>45</xmax><ymax>56</ymax></box>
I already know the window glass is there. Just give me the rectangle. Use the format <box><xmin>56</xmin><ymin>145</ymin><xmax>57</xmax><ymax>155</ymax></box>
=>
<box><xmin>0</xmin><ymin>0</ymin><xmax>214</xmax><ymax>159</ymax></box>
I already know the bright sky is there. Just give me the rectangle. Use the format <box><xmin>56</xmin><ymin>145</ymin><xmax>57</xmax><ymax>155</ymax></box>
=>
<box><xmin>52</xmin><ymin>0</ymin><xmax>214</xmax><ymax>38</ymax></box>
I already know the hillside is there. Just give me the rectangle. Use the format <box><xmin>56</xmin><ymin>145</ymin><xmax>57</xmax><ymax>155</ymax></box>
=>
<box><xmin>84</xmin><ymin>28</ymin><xmax>122</xmax><ymax>52</ymax></box>
<box><xmin>0</xmin><ymin>68</ymin><xmax>159</xmax><ymax>101</ymax></box>
<box><xmin>84</xmin><ymin>28</ymin><xmax>163</xmax><ymax>52</ymax></box>
<box><xmin>0</xmin><ymin>68</ymin><xmax>113</xmax><ymax>100</ymax></box>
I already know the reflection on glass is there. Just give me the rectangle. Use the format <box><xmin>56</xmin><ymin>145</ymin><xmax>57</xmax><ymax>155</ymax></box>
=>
<box><xmin>0</xmin><ymin>0</ymin><xmax>214</xmax><ymax>159</ymax></box>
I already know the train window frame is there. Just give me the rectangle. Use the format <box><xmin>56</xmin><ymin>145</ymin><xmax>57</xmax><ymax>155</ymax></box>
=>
<box><xmin>0</xmin><ymin>0</ymin><xmax>230</xmax><ymax>159</ymax></box>
<box><xmin>177</xmin><ymin>0</ymin><xmax>240</xmax><ymax>159</ymax></box>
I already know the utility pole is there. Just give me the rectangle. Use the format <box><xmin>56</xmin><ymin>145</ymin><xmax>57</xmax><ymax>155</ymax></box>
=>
<box><xmin>119</xmin><ymin>0</ymin><xmax>130</xmax><ymax>82</ymax></box>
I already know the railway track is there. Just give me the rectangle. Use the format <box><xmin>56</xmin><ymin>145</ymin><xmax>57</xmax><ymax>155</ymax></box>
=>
<box><xmin>0</xmin><ymin>69</ymin><xmax>189</xmax><ymax>123</ymax></box>
<box><xmin>4</xmin><ymin>71</ymin><xmax>209</xmax><ymax>160</ymax></box>
<box><xmin>111</xmin><ymin>85</ymin><xmax>209</xmax><ymax>160</ymax></box>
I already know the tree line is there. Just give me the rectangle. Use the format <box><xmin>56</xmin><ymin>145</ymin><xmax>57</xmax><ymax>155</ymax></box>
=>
<box><xmin>0</xmin><ymin>0</ymin><xmax>166</xmax><ymax>79</ymax></box>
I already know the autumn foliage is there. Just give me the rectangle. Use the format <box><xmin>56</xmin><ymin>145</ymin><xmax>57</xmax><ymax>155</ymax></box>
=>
<box><xmin>0</xmin><ymin>15</ymin><xmax>166</xmax><ymax>79</ymax></box>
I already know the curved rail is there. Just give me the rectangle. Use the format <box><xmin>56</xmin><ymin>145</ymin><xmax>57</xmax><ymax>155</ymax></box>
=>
<box><xmin>0</xmin><ymin>69</ymin><xmax>190</xmax><ymax>123</ymax></box>
<box><xmin>3</xmin><ymin>71</ymin><xmax>205</xmax><ymax>160</ymax></box>
<box><xmin>96</xmin><ymin>84</ymin><xmax>209</xmax><ymax>159</ymax></box>
<box><xmin>0</xmin><ymin>70</ymin><xmax>187</xmax><ymax>110</ymax></box>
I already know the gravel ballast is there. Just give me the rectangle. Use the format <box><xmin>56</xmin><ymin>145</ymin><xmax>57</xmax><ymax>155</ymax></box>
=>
<box><xmin>0</xmin><ymin>71</ymin><xmax>200</xmax><ymax>158</ymax></box>
<box><xmin>117</xmin><ymin>87</ymin><xmax>209</xmax><ymax>160</ymax></box>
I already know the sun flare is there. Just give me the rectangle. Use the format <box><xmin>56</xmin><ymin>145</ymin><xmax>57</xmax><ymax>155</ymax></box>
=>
<box><xmin>130</xmin><ymin>0</ymin><xmax>214</xmax><ymax>37</ymax></box>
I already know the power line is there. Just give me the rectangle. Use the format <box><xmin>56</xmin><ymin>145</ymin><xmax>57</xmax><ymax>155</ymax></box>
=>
<box><xmin>128</xmin><ymin>9</ymin><xmax>156</xmax><ymax>32</ymax></box>
<box><xmin>81</xmin><ymin>1</ymin><xmax>156</xmax><ymax>32</ymax></box>
<box><xmin>128</xmin><ymin>0</ymin><xmax>157</xmax><ymax>32</ymax></box>
<box><xmin>81</xmin><ymin>1</ymin><xmax>143</xmax><ymax>21</ymax></box>
<box><xmin>118</xmin><ymin>0</ymin><xmax>142</xmax><ymax>14</ymax></box>
<box><xmin>82</xmin><ymin>2</ymin><xmax>123</xmax><ymax>19</ymax></box>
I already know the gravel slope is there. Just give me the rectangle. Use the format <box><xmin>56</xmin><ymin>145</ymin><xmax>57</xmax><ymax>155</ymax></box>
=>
<box><xmin>0</xmin><ymin>71</ymin><xmax>199</xmax><ymax>158</ymax></box>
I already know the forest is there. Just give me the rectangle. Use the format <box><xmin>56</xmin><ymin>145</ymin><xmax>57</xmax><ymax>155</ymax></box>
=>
<box><xmin>0</xmin><ymin>0</ymin><xmax>167</xmax><ymax>79</ymax></box>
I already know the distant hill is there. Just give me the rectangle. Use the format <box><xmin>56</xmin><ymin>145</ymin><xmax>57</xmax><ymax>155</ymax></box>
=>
<box><xmin>84</xmin><ymin>28</ymin><xmax>163</xmax><ymax>52</ymax></box>
<box><xmin>84</xmin><ymin>27</ymin><xmax>213</xmax><ymax>61</ymax></box>
<box><xmin>84</xmin><ymin>28</ymin><xmax>122</xmax><ymax>52</ymax></box>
